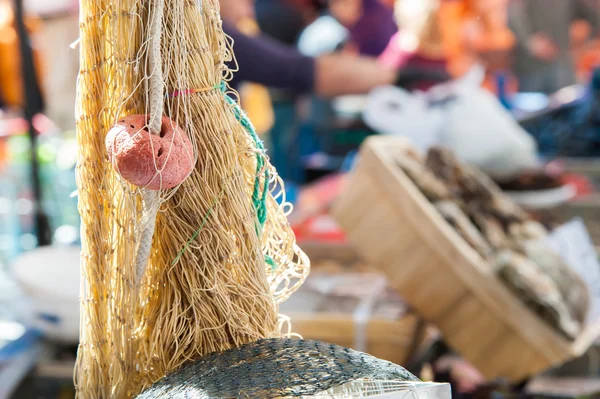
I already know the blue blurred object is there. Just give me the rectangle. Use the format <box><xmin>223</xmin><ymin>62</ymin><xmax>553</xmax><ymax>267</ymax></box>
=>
<box><xmin>0</xmin><ymin>320</ymin><xmax>43</xmax><ymax>399</ymax></box>
<box><xmin>267</xmin><ymin>100</ymin><xmax>301</xmax><ymax>182</ymax></box>
<box><xmin>511</xmin><ymin>93</ymin><xmax>550</xmax><ymax>114</ymax></box>
<box><xmin>341</xmin><ymin>151</ymin><xmax>358</xmax><ymax>172</ymax></box>
<box><xmin>496</xmin><ymin>72</ymin><xmax>512</xmax><ymax>111</ymax></box>
<box><xmin>283</xmin><ymin>180</ymin><xmax>299</xmax><ymax>207</ymax></box>
<box><xmin>0</xmin><ymin>323</ymin><xmax>40</xmax><ymax>363</ymax></box>
<box><xmin>0</xmin><ymin>131</ymin><xmax>80</xmax><ymax>265</ymax></box>
<box><xmin>297</xmin><ymin>15</ymin><xmax>348</xmax><ymax>57</ymax></box>
<box><xmin>518</xmin><ymin>68</ymin><xmax>600</xmax><ymax>157</ymax></box>
<box><xmin>270</xmin><ymin>179</ymin><xmax>298</xmax><ymax>207</ymax></box>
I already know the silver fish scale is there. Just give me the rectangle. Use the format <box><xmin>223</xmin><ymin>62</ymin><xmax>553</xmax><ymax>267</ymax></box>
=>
<box><xmin>136</xmin><ymin>338</ymin><xmax>419</xmax><ymax>398</ymax></box>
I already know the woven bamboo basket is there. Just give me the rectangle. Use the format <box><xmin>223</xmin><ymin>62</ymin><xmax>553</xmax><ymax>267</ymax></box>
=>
<box><xmin>332</xmin><ymin>136</ymin><xmax>600</xmax><ymax>383</ymax></box>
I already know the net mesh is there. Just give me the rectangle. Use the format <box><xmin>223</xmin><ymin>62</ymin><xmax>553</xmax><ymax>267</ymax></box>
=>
<box><xmin>135</xmin><ymin>338</ymin><xmax>421</xmax><ymax>399</ymax></box>
<box><xmin>75</xmin><ymin>0</ymin><xmax>309</xmax><ymax>397</ymax></box>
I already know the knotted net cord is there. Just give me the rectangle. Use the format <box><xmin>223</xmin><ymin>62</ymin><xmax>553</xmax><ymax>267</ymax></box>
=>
<box><xmin>74</xmin><ymin>0</ymin><xmax>309</xmax><ymax>397</ymax></box>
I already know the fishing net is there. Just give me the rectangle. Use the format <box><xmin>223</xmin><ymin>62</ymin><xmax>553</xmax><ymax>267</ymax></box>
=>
<box><xmin>136</xmin><ymin>338</ymin><xmax>427</xmax><ymax>399</ymax></box>
<box><xmin>75</xmin><ymin>0</ymin><xmax>308</xmax><ymax>397</ymax></box>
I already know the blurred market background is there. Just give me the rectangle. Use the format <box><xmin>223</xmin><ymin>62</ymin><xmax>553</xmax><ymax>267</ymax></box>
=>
<box><xmin>2</xmin><ymin>0</ymin><xmax>600</xmax><ymax>398</ymax></box>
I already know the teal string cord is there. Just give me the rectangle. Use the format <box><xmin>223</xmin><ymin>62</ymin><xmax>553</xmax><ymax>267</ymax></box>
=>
<box><xmin>265</xmin><ymin>255</ymin><xmax>277</xmax><ymax>271</ymax></box>
<box><xmin>224</xmin><ymin>90</ymin><xmax>269</xmax><ymax>230</ymax></box>
<box><xmin>223</xmin><ymin>85</ymin><xmax>275</xmax><ymax>270</ymax></box>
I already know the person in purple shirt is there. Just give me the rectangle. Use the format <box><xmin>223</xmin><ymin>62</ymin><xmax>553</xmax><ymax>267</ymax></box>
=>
<box><xmin>220</xmin><ymin>0</ymin><xmax>398</xmax><ymax>96</ymax></box>
<box><xmin>332</xmin><ymin>0</ymin><xmax>397</xmax><ymax>57</ymax></box>
<box><xmin>224</xmin><ymin>21</ymin><xmax>316</xmax><ymax>94</ymax></box>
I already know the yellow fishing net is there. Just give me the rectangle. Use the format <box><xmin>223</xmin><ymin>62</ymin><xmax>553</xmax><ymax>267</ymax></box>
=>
<box><xmin>74</xmin><ymin>0</ymin><xmax>309</xmax><ymax>397</ymax></box>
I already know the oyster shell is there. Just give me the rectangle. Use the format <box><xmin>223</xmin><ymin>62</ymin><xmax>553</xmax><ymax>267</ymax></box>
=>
<box><xmin>397</xmin><ymin>156</ymin><xmax>451</xmax><ymax>202</ymax></box>
<box><xmin>523</xmin><ymin>241</ymin><xmax>590</xmax><ymax>325</ymax></box>
<box><xmin>493</xmin><ymin>250</ymin><xmax>582</xmax><ymax>339</ymax></box>
<box><xmin>435</xmin><ymin>200</ymin><xmax>493</xmax><ymax>259</ymax></box>
<box><xmin>426</xmin><ymin>147</ymin><xmax>527</xmax><ymax>225</ymax></box>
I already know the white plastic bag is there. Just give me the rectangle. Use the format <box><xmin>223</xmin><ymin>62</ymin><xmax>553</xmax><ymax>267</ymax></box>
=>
<box><xmin>442</xmin><ymin>86</ymin><xmax>538</xmax><ymax>177</ymax></box>
<box><xmin>363</xmin><ymin>85</ymin><xmax>444</xmax><ymax>152</ymax></box>
<box><xmin>362</xmin><ymin>65</ymin><xmax>485</xmax><ymax>153</ymax></box>
<box><xmin>363</xmin><ymin>65</ymin><xmax>538</xmax><ymax>176</ymax></box>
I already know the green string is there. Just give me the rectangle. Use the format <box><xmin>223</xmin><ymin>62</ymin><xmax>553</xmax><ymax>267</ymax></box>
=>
<box><xmin>265</xmin><ymin>255</ymin><xmax>277</xmax><ymax>271</ymax></box>
<box><xmin>171</xmin><ymin>184</ymin><xmax>227</xmax><ymax>266</ymax></box>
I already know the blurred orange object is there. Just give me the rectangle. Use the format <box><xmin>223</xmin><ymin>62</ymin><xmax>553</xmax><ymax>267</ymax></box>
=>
<box><xmin>236</xmin><ymin>18</ymin><xmax>274</xmax><ymax>136</ymax></box>
<box><xmin>392</xmin><ymin>0</ymin><xmax>517</xmax><ymax>93</ymax></box>
<box><xmin>0</xmin><ymin>2</ymin><xmax>45</xmax><ymax>108</ymax></box>
<box><xmin>438</xmin><ymin>0</ymin><xmax>518</xmax><ymax>93</ymax></box>
<box><xmin>571</xmin><ymin>20</ymin><xmax>600</xmax><ymax>80</ymax></box>
<box><xmin>571</xmin><ymin>20</ymin><xmax>592</xmax><ymax>47</ymax></box>
<box><xmin>575</xmin><ymin>40</ymin><xmax>600</xmax><ymax>79</ymax></box>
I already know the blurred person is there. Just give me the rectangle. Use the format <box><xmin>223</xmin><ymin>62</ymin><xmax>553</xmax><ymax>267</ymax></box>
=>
<box><xmin>460</xmin><ymin>0</ymin><xmax>517</xmax><ymax>93</ymax></box>
<box><xmin>571</xmin><ymin>5</ymin><xmax>600</xmax><ymax>80</ymax></box>
<box><xmin>218</xmin><ymin>0</ymin><xmax>255</xmax><ymax>26</ymax></box>
<box><xmin>379</xmin><ymin>0</ymin><xmax>517</xmax><ymax>93</ymax></box>
<box><xmin>254</xmin><ymin>0</ymin><xmax>305</xmax><ymax>45</ymax></box>
<box><xmin>575</xmin><ymin>35</ymin><xmax>600</xmax><ymax>81</ymax></box>
<box><xmin>439</xmin><ymin>0</ymin><xmax>517</xmax><ymax>93</ymax></box>
<box><xmin>0</xmin><ymin>0</ymin><xmax>79</xmax><ymax>129</ymax></box>
<box><xmin>219</xmin><ymin>0</ymin><xmax>398</xmax><ymax>97</ymax></box>
<box><xmin>378</xmin><ymin>0</ymin><xmax>449</xmax><ymax>91</ymax></box>
<box><xmin>328</xmin><ymin>0</ymin><xmax>397</xmax><ymax>56</ymax></box>
<box><xmin>373</xmin><ymin>0</ymin><xmax>539</xmax><ymax>180</ymax></box>
<box><xmin>508</xmin><ymin>0</ymin><xmax>599</xmax><ymax>93</ymax></box>
<box><xmin>439</xmin><ymin>1</ymin><xmax>515</xmax><ymax>71</ymax></box>
<box><xmin>299</xmin><ymin>0</ymin><xmax>396</xmax><ymax>57</ymax></box>
<box><xmin>219</xmin><ymin>0</ymin><xmax>400</xmax><ymax>182</ymax></box>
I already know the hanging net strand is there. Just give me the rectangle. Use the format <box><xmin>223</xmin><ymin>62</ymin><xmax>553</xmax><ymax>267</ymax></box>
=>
<box><xmin>75</xmin><ymin>0</ymin><xmax>309</xmax><ymax>397</ymax></box>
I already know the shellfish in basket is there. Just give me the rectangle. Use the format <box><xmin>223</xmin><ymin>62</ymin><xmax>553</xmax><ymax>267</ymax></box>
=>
<box><xmin>332</xmin><ymin>136</ymin><xmax>600</xmax><ymax>383</ymax></box>
<box><xmin>398</xmin><ymin>145</ymin><xmax>589</xmax><ymax>339</ymax></box>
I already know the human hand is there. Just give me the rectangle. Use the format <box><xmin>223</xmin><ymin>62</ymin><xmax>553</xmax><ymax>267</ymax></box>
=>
<box><xmin>528</xmin><ymin>33</ymin><xmax>559</xmax><ymax>61</ymax></box>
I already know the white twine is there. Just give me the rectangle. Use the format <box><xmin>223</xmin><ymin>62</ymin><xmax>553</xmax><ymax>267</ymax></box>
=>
<box><xmin>135</xmin><ymin>191</ymin><xmax>159</xmax><ymax>286</ymax></box>
<box><xmin>148</xmin><ymin>0</ymin><xmax>165</xmax><ymax>135</ymax></box>
<box><xmin>135</xmin><ymin>0</ymin><xmax>164</xmax><ymax>287</ymax></box>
